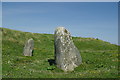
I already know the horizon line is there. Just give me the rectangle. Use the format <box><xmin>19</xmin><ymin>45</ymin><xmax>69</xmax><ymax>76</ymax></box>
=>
<box><xmin>1</xmin><ymin>27</ymin><xmax>118</xmax><ymax>45</ymax></box>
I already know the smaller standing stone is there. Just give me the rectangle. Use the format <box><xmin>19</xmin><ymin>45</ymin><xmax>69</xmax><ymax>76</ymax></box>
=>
<box><xmin>23</xmin><ymin>38</ymin><xmax>34</xmax><ymax>56</ymax></box>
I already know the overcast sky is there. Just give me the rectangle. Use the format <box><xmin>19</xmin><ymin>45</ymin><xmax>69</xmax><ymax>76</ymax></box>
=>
<box><xmin>2</xmin><ymin>2</ymin><xmax>118</xmax><ymax>44</ymax></box>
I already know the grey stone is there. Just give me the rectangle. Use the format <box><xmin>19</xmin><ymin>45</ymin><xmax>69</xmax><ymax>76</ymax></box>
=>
<box><xmin>54</xmin><ymin>27</ymin><xmax>82</xmax><ymax>71</ymax></box>
<box><xmin>23</xmin><ymin>38</ymin><xmax>34</xmax><ymax>56</ymax></box>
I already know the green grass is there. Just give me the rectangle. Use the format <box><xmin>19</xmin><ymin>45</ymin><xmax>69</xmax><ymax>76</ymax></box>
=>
<box><xmin>1</xmin><ymin>27</ymin><xmax>119</xmax><ymax>78</ymax></box>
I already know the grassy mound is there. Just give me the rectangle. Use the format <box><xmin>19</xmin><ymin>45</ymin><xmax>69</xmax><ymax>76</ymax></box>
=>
<box><xmin>1</xmin><ymin>27</ymin><xmax>118</xmax><ymax>78</ymax></box>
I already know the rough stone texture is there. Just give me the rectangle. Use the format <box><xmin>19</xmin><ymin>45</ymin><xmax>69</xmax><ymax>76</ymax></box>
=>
<box><xmin>54</xmin><ymin>27</ymin><xmax>82</xmax><ymax>71</ymax></box>
<box><xmin>23</xmin><ymin>38</ymin><xmax>34</xmax><ymax>56</ymax></box>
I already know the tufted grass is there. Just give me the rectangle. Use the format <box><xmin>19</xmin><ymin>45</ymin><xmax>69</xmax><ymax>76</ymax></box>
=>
<box><xmin>1</xmin><ymin>27</ymin><xmax>119</xmax><ymax>78</ymax></box>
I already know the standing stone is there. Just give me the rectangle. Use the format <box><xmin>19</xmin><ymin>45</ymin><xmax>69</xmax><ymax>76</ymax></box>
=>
<box><xmin>23</xmin><ymin>38</ymin><xmax>34</xmax><ymax>56</ymax></box>
<box><xmin>54</xmin><ymin>27</ymin><xmax>82</xmax><ymax>71</ymax></box>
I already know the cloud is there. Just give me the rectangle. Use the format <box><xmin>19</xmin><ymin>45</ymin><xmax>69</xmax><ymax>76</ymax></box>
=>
<box><xmin>3</xmin><ymin>7</ymin><xmax>47</xmax><ymax>15</ymax></box>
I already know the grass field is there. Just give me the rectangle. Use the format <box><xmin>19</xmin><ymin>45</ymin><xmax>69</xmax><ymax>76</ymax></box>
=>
<box><xmin>1</xmin><ymin>27</ymin><xmax>119</xmax><ymax>78</ymax></box>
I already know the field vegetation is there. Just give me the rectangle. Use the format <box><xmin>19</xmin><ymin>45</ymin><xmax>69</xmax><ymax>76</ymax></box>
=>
<box><xmin>1</xmin><ymin>28</ymin><xmax>119</xmax><ymax>78</ymax></box>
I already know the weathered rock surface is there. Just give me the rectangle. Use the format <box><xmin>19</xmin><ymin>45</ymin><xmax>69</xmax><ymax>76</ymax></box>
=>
<box><xmin>23</xmin><ymin>38</ymin><xmax>34</xmax><ymax>56</ymax></box>
<box><xmin>54</xmin><ymin>27</ymin><xmax>82</xmax><ymax>71</ymax></box>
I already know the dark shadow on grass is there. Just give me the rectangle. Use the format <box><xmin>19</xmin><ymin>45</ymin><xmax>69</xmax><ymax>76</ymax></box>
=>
<box><xmin>48</xmin><ymin>59</ymin><xmax>56</xmax><ymax>66</ymax></box>
<box><xmin>32</xmin><ymin>49</ymin><xmax>34</xmax><ymax>56</ymax></box>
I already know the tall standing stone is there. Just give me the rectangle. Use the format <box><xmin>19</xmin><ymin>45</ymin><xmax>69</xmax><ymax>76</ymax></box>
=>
<box><xmin>23</xmin><ymin>38</ymin><xmax>34</xmax><ymax>56</ymax></box>
<box><xmin>54</xmin><ymin>27</ymin><xmax>82</xmax><ymax>71</ymax></box>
